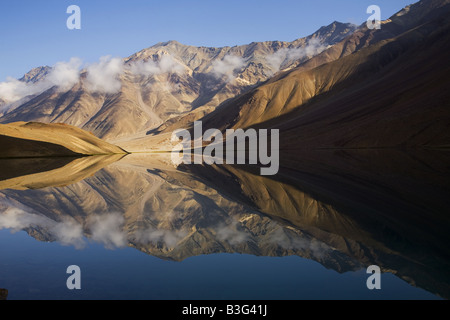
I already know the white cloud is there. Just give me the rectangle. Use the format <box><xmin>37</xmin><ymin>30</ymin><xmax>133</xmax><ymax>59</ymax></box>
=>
<box><xmin>0</xmin><ymin>55</ymin><xmax>125</xmax><ymax>104</ymax></box>
<box><xmin>210</xmin><ymin>55</ymin><xmax>246</xmax><ymax>82</ymax></box>
<box><xmin>158</xmin><ymin>54</ymin><xmax>185</xmax><ymax>75</ymax></box>
<box><xmin>50</xmin><ymin>217</ymin><xmax>85</xmax><ymax>249</ymax></box>
<box><xmin>0</xmin><ymin>207</ymin><xmax>86</xmax><ymax>249</ymax></box>
<box><xmin>215</xmin><ymin>220</ymin><xmax>249</xmax><ymax>245</ymax></box>
<box><xmin>133</xmin><ymin>224</ymin><xmax>188</xmax><ymax>248</ymax></box>
<box><xmin>46</xmin><ymin>58</ymin><xmax>82</xmax><ymax>91</ymax></box>
<box><xmin>88</xmin><ymin>212</ymin><xmax>127</xmax><ymax>249</ymax></box>
<box><xmin>0</xmin><ymin>58</ymin><xmax>82</xmax><ymax>106</ymax></box>
<box><xmin>129</xmin><ymin>54</ymin><xmax>185</xmax><ymax>76</ymax></box>
<box><xmin>0</xmin><ymin>78</ymin><xmax>42</xmax><ymax>104</ymax></box>
<box><xmin>267</xmin><ymin>227</ymin><xmax>328</xmax><ymax>258</ymax></box>
<box><xmin>85</xmin><ymin>56</ymin><xmax>124</xmax><ymax>94</ymax></box>
<box><xmin>266</xmin><ymin>38</ymin><xmax>327</xmax><ymax>72</ymax></box>
<box><xmin>0</xmin><ymin>207</ymin><xmax>43</xmax><ymax>230</ymax></box>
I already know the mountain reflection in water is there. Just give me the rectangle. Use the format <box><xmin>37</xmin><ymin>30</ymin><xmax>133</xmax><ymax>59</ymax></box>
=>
<box><xmin>0</xmin><ymin>150</ymin><xmax>449</xmax><ymax>299</ymax></box>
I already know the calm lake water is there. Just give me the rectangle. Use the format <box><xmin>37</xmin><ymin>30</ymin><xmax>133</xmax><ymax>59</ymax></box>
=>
<box><xmin>0</xmin><ymin>150</ymin><xmax>449</xmax><ymax>300</ymax></box>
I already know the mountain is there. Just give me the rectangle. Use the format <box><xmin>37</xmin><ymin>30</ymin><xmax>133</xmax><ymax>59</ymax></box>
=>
<box><xmin>0</xmin><ymin>122</ymin><xmax>127</xmax><ymax>158</ymax></box>
<box><xmin>195</xmin><ymin>0</ymin><xmax>450</xmax><ymax>149</ymax></box>
<box><xmin>19</xmin><ymin>66</ymin><xmax>52</xmax><ymax>83</ymax></box>
<box><xmin>0</xmin><ymin>22</ymin><xmax>356</xmax><ymax>141</ymax></box>
<box><xmin>2</xmin><ymin>1</ymin><xmax>449</xmax><ymax>151</ymax></box>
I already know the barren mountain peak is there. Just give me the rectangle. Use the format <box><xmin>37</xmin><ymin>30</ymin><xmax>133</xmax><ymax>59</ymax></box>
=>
<box><xmin>19</xmin><ymin>66</ymin><xmax>52</xmax><ymax>83</ymax></box>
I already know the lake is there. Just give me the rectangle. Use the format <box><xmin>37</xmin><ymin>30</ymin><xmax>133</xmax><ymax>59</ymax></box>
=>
<box><xmin>0</xmin><ymin>150</ymin><xmax>449</xmax><ymax>300</ymax></box>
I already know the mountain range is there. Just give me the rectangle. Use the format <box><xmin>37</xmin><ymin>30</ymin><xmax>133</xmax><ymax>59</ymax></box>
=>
<box><xmin>187</xmin><ymin>0</ymin><xmax>450</xmax><ymax>150</ymax></box>
<box><xmin>0</xmin><ymin>21</ymin><xmax>356</xmax><ymax>143</ymax></box>
<box><xmin>2</xmin><ymin>0</ymin><xmax>449</xmax><ymax>153</ymax></box>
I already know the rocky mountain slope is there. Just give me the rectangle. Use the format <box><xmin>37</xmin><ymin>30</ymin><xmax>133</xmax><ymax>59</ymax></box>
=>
<box><xmin>0</xmin><ymin>22</ymin><xmax>356</xmax><ymax>141</ymax></box>
<box><xmin>114</xmin><ymin>0</ymin><xmax>450</xmax><ymax>152</ymax></box>
<box><xmin>195</xmin><ymin>0</ymin><xmax>450</xmax><ymax>149</ymax></box>
<box><xmin>0</xmin><ymin>122</ymin><xmax>126</xmax><ymax>158</ymax></box>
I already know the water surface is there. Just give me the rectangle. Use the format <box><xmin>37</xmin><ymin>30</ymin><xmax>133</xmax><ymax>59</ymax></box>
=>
<box><xmin>0</xmin><ymin>150</ymin><xmax>448</xmax><ymax>300</ymax></box>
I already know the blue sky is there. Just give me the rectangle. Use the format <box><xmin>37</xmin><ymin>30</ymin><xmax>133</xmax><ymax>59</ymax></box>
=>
<box><xmin>0</xmin><ymin>0</ymin><xmax>415</xmax><ymax>81</ymax></box>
